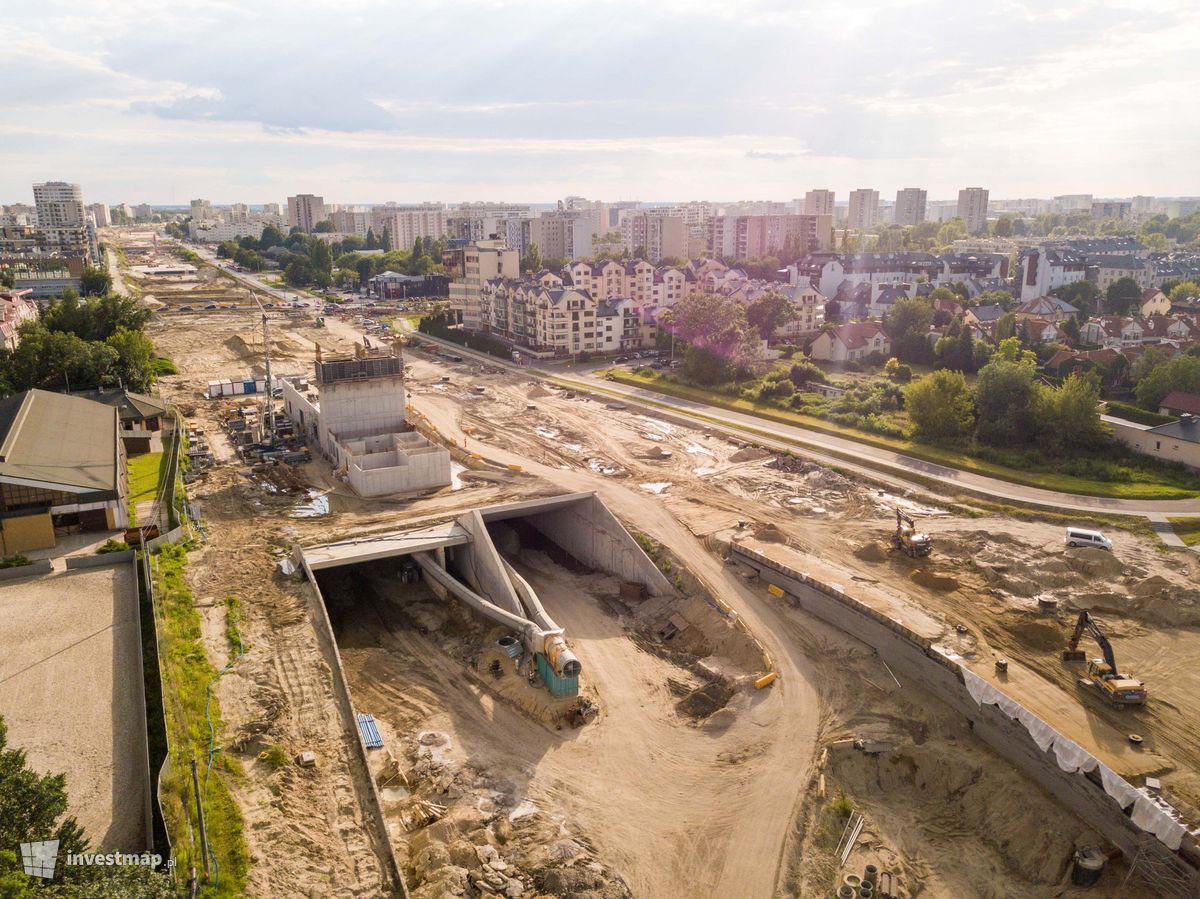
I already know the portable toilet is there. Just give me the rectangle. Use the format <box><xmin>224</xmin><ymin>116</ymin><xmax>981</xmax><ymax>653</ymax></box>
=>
<box><xmin>207</xmin><ymin>380</ymin><xmax>221</xmax><ymax>397</ymax></box>
<box><xmin>243</xmin><ymin>379</ymin><xmax>256</xmax><ymax>394</ymax></box>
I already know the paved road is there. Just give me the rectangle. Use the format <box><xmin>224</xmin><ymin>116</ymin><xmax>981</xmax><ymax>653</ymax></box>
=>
<box><xmin>404</xmin><ymin>327</ymin><xmax>1200</xmax><ymax>520</ymax></box>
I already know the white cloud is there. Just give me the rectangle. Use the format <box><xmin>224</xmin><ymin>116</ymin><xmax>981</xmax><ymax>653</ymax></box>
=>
<box><xmin>0</xmin><ymin>0</ymin><xmax>1196</xmax><ymax>202</ymax></box>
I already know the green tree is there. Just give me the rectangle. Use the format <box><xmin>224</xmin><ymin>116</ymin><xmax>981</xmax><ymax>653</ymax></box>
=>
<box><xmin>1134</xmin><ymin>354</ymin><xmax>1200</xmax><ymax>410</ymax></box>
<box><xmin>1045</xmin><ymin>372</ymin><xmax>1107</xmax><ymax>451</ymax></box>
<box><xmin>745</xmin><ymin>292</ymin><xmax>795</xmax><ymax>339</ymax></box>
<box><xmin>995</xmin><ymin>312</ymin><xmax>1017</xmax><ymax>342</ymax></box>
<box><xmin>259</xmin><ymin>224</ymin><xmax>284</xmax><ymax>249</ymax></box>
<box><xmin>356</xmin><ymin>257</ymin><xmax>374</xmax><ymax>288</ymax></box>
<box><xmin>380</xmin><ymin>226</ymin><xmax>392</xmax><ymax>252</ymax></box>
<box><xmin>1050</xmin><ymin>281</ymin><xmax>1101</xmax><ymax>318</ymax></box>
<box><xmin>904</xmin><ymin>369</ymin><xmax>974</xmax><ymax>444</ymax></box>
<box><xmin>79</xmin><ymin>266</ymin><xmax>112</xmax><ymax>297</ymax></box>
<box><xmin>0</xmin><ymin>268</ymin><xmax>14</xmax><ymax>288</ymax></box>
<box><xmin>935</xmin><ymin>219</ymin><xmax>967</xmax><ymax>248</ymax></box>
<box><xmin>521</xmin><ymin>243</ymin><xmax>542</xmax><ymax>273</ymax></box>
<box><xmin>365</xmin><ymin>228</ymin><xmax>377</xmax><ymax>250</ymax></box>
<box><xmin>974</xmin><ymin>357</ymin><xmax>1040</xmax><ymax>446</ymax></box>
<box><xmin>993</xmin><ymin>216</ymin><xmax>1014</xmax><ymax>238</ymax></box>
<box><xmin>1168</xmin><ymin>281</ymin><xmax>1200</xmax><ymax>305</ymax></box>
<box><xmin>883</xmin><ymin>356</ymin><xmax>912</xmax><ymax>382</ymax></box>
<box><xmin>1106</xmin><ymin>276</ymin><xmax>1142</xmax><ymax>315</ymax></box>
<box><xmin>884</xmin><ymin>297</ymin><xmax>935</xmax><ymax>364</ymax></box>
<box><xmin>307</xmin><ymin>238</ymin><xmax>332</xmax><ymax>274</ymax></box>
<box><xmin>105</xmin><ymin>328</ymin><xmax>156</xmax><ymax>392</ymax></box>
<box><xmin>43</xmin><ymin>293</ymin><xmax>149</xmax><ymax>341</ymax></box>
<box><xmin>313</xmin><ymin>219</ymin><xmax>335</xmax><ymax>233</ymax></box>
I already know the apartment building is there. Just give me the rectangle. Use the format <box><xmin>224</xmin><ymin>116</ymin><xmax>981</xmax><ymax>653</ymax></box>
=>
<box><xmin>526</xmin><ymin>211</ymin><xmax>595</xmax><ymax>261</ymax></box>
<box><xmin>847</xmin><ymin>189</ymin><xmax>879</xmax><ymax>230</ymax></box>
<box><xmin>450</xmin><ymin>240</ymin><xmax>520</xmax><ymax>330</ymax></box>
<box><xmin>562</xmin><ymin>259</ymin><xmax>688</xmax><ymax>308</ymax></box>
<box><xmin>894</xmin><ymin>188</ymin><xmax>927</xmax><ymax>226</ymax></box>
<box><xmin>708</xmin><ymin>214</ymin><xmax>832</xmax><ymax>259</ymax></box>
<box><xmin>1017</xmin><ymin>246</ymin><xmax>1088</xmax><ymax>302</ymax></box>
<box><xmin>619</xmin><ymin>212</ymin><xmax>686</xmax><ymax>262</ymax></box>
<box><xmin>190</xmin><ymin>198</ymin><xmax>213</xmax><ymax>221</ymax></box>
<box><xmin>957</xmin><ymin>187</ymin><xmax>989</xmax><ymax>235</ymax></box>
<box><xmin>287</xmin><ymin>194</ymin><xmax>327</xmax><ymax>232</ymax></box>
<box><xmin>188</xmin><ymin>220</ymin><xmax>266</xmax><ymax>243</ymax></box>
<box><xmin>1091</xmin><ymin>201</ymin><xmax>1132</xmax><ymax>220</ymax></box>
<box><xmin>87</xmin><ymin>203</ymin><xmax>110</xmax><ymax>228</ymax></box>
<box><xmin>369</xmin><ymin>203</ymin><xmax>447</xmax><ymax>248</ymax></box>
<box><xmin>330</xmin><ymin>208</ymin><xmax>371</xmax><ymax>237</ymax></box>
<box><xmin>802</xmin><ymin>190</ymin><xmax>835</xmax><ymax>217</ymax></box>
<box><xmin>33</xmin><ymin>181</ymin><xmax>98</xmax><ymax>263</ymax></box>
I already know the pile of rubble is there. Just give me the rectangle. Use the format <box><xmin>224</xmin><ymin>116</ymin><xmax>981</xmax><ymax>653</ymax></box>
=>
<box><xmin>398</xmin><ymin>734</ymin><xmax>631</xmax><ymax>899</ymax></box>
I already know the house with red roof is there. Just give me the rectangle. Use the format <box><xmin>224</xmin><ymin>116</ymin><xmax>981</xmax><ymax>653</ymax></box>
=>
<box><xmin>808</xmin><ymin>321</ymin><xmax>890</xmax><ymax>362</ymax></box>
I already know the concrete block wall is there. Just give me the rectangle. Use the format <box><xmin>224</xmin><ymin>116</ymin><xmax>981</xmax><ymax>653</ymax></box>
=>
<box><xmin>730</xmin><ymin>543</ymin><xmax>1200</xmax><ymax>894</ymax></box>
<box><xmin>526</xmin><ymin>494</ymin><xmax>673</xmax><ymax>597</ymax></box>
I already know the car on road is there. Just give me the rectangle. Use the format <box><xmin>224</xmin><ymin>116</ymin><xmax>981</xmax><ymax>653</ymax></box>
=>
<box><xmin>204</xmin><ymin>303</ymin><xmax>218</xmax><ymax>310</ymax></box>
<box><xmin>178</xmin><ymin>305</ymin><xmax>193</xmax><ymax>311</ymax></box>
<box><xmin>614</xmin><ymin>355</ymin><xmax>629</xmax><ymax>362</ymax></box>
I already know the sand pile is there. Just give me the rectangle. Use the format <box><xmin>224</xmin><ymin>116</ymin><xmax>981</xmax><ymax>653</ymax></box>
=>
<box><xmin>1064</xmin><ymin>547</ymin><xmax>1126</xmax><ymax>578</ymax></box>
<box><xmin>754</xmin><ymin>524</ymin><xmax>787</xmax><ymax>544</ymax></box>
<box><xmin>854</xmin><ymin>542</ymin><xmax>888</xmax><ymax>563</ymax></box>
<box><xmin>527</xmin><ymin>385</ymin><xmax>550</xmax><ymax>399</ymax></box>
<box><xmin>730</xmin><ymin>446</ymin><xmax>771</xmax><ymax>463</ymax></box>
<box><xmin>909</xmin><ymin>570</ymin><xmax>959</xmax><ymax>592</ymax></box>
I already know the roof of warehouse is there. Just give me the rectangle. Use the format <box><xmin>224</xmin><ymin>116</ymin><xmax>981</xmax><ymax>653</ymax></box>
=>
<box><xmin>0</xmin><ymin>389</ymin><xmax>119</xmax><ymax>492</ymax></box>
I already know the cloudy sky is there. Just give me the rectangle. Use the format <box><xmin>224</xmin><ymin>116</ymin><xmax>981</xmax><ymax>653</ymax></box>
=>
<box><xmin>2</xmin><ymin>0</ymin><xmax>1197</xmax><ymax>205</ymax></box>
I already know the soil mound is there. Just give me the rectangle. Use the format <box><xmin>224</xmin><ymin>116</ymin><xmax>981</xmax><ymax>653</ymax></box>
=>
<box><xmin>754</xmin><ymin>524</ymin><xmax>787</xmax><ymax>544</ymax></box>
<box><xmin>730</xmin><ymin>447</ymin><xmax>771</xmax><ymax>463</ymax></box>
<box><xmin>1065</xmin><ymin>547</ymin><xmax>1125</xmax><ymax>578</ymax></box>
<box><xmin>854</xmin><ymin>542</ymin><xmax>888</xmax><ymax>563</ymax></box>
<box><xmin>910</xmin><ymin>570</ymin><xmax>959</xmax><ymax>592</ymax></box>
<box><xmin>1008</xmin><ymin>619</ymin><xmax>1064</xmax><ymax>652</ymax></box>
<box><xmin>526</xmin><ymin>385</ymin><xmax>550</xmax><ymax>398</ymax></box>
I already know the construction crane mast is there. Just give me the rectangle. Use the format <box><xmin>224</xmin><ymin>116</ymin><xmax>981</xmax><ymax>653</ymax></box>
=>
<box><xmin>262</xmin><ymin>312</ymin><xmax>274</xmax><ymax>444</ymax></box>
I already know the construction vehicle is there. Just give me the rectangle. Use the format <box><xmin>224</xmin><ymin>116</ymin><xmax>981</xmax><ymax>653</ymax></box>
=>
<box><xmin>1062</xmin><ymin>610</ymin><xmax>1147</xmax><ymax>708</ymax></box>
<box><xmin>890</xmin><ymin>509</ymin><xmax>932</xmax><ymax>557</ymax></box>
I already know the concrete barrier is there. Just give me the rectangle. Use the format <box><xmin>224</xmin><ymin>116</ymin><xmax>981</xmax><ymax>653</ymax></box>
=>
<box><xmin>65</xmin><ymin>549</ymin><xmax>137</xmax><ymax>569</ymax></box>
<box><xmin>0</xmin><ymin>559</ymin><xmax>53</xmax><ymax>581</ymax></box>
<box><xmin>730</xmin><ymin>542</ymin><xmax>1200</xmax><ymax>895</ymax></box>
<box><xmin>297</xmin><ymin>554</ymin><xmax>408</xmax><ymax>898</ymax></box>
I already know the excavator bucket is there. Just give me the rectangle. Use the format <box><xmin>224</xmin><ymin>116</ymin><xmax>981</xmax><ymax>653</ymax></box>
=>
<box><xmin>1062</xmin><ymin>649</ymin><xmax>1086</xmax><ymax>662</ymax></box>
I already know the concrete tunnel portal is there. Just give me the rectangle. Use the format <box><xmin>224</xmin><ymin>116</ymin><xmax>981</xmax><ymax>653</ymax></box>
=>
<box><xmin>297</xmin><ymin>492</ymin><xmax>674</xmax><ymax>693</ymax></box>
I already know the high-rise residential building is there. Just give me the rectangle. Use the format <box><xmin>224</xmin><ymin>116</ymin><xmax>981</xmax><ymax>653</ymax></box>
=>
<box><xmin>262</xmin><ymin>202</ymin><xmax>282</xmax><ymax>216</ymax></box>
<box><xmin>1052</xmin><ymin>194</ymin><xmax>1093</xmax><ymax>214</ymax></box>
<box><xmin>287</xmin><ymin>194</ymin><xmax>327</xmax><ymax>232</ymax></box>
<box><xmin>526</xmin><ymin>210</ymin><xmax>596</xmax><ymax>261</ymax></box>
<box><xmin>708</xmin><ymin>214</ymin><xmax>832</xmax><ymax>259</ymax></box>
<box><xmin>894</xmin><ymin>188</ymin><xmax>927</xmax><ymax>226</ymax></box>
<box><xmin>190</xmin><ymin>198</ymin><xmax>213</xmax><ymax>221</ymax></box>
<box><xmin>449</xmin><ymin>239</ymin><xmax>521</xmax><ymax>330</ymax></box>
<box><xmin>847</xmin><ymin>189</ymin><xmax>879</xmax><ymax>230</ymax></box>
<box><xmin>133</xmin><ymin>203</ymin><xmax>155</xmax><ymax>222</ymax></box>
<box><xmin>87</xmin><ymin>203</ymin><xmax>110</xmax><ymax>228</ymax></box>
<box><xmin>619</xmin><ymin>212</ymin><xmax>686</xmax><ymax>262</ymax></box>
<box><xmin>32</xmin><ymin>181</ymin><xmax>97</xmax><ymax>263</ymax></box>
<box><xmin>803</xmin><ymin>190</ymin><xmax>835</xmax><ymax>217</ymax></box>
<box><xmin>229</xmin><ymin>203</ymin><xmax>250</xmax><ymax>223</ymax></box>
<box><xmin>330</xmin><ymin>208</ymin><xmax>370</xmax><ymax>237</ymax></box>
<box><xmin>957</xmin><ymin>187</ymin><xmax>990</xmax><ymax>235</ymax></box>
<box><xmin>369</xmin><ymin>203</ymin><xmax>447</xmax><ymax>249</ymax></box>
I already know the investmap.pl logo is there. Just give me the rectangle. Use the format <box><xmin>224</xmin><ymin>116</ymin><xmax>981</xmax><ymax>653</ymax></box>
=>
<box><xmin>19</xmin><ymin>839</ymin><xmax>163</xmax><ymax>879</ymax></box>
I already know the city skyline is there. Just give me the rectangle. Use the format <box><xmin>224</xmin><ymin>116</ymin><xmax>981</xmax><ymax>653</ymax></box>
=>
<box><xmin>2</xmin><ymin>0</ymin><xmax>1198</xmax><ymax>203</ymax></box>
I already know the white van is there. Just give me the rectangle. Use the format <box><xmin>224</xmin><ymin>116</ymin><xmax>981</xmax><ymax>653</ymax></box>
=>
<box><xmin>1065</xmin><ymin>528</ymin><xmax>1113</xmax><ymax>551</ymax></box>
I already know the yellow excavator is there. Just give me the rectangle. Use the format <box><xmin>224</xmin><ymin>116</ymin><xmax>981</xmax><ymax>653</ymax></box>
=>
<box><xmin>1062</xmin><ymin>610</ymin><xmax>1146</xmax><ymax>708</ymax></box>
<box><xmin>890</xmin><ymin>509</ymin><xmax>932</xmax><ymax>558</ymax></box>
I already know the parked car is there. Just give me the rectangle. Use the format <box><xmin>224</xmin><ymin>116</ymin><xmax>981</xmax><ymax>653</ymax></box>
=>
<box><xmin>205</xmin><ymin>303</ymin><xmax>218</xmax><ymax>309</ymax></box>
<box><xmin>178</xmin><ymin>305</ymin><xmax>193</xmax><ymax>311</ymax></box>
<box><xmin>1065</xmin><ymin>528</ymin><xmax>1113</xmax><ymax>551</ymax></box>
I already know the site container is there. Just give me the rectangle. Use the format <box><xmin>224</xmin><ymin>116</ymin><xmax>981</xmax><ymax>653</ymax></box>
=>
<box><xmin>536</xmin><ymin>653</ymin><xmax>579</xmax><ymax>697</ymax></box>
<box><xmin>243</xmin><ymin>379</ymin><xmax>257</xmax><ymax>394</ymax></box>
<box><xmin>232</xmin><ymin>381</ymin><xmax>245</xmax><ymax>395</ymax></box>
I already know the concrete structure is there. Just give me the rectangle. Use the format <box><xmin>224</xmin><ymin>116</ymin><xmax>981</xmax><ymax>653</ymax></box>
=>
<box><xmin>847</xmin><ymin>189</ymin><xmax>879</xmax><ymax>230</ymax></box>
<box><xmin>188</xmin><ymin>220</ymin><xmax>265</xmax><ymax>243</ymax></box>
<box><xmin>731</xmin><ymin>541</ymin><xmax>1200</xmax><ymax>893</ymax></box>
<box><xmin>1092</xmin><ymin>200</ymin><xmax>1132</xmax><ymax>220</ymax></box>
<box><xmin>957</xmin><ymin>187</ymin><xmax>990</xmax><ymax>235</ymax></box>
<box><xmin>330</xmin><ymin>208</ymin><xmax>371</xmax><ymax>237</ymax></box>
<box><xmin>526</xmin><ymin>210</ymin><xmax>595</xmax><ymax>261</ymax></box>
<box><xmin>894</xmin><ymin>188</ymin><xmax>927</xmax><ymax>226</ymax></box>
<box><xmin>300</xmin><ymin>492</ymin><xmax>673</xmax><ymax>688</ymax></box>
<box><xmin>0</xmin><ymin>390</ymin><xmax>129</xmax><ymax>553</ymax></box>
<box><xmin>287</xmin><ymin>194</ymin><xmax>328</xmax><ymax>232</ymax></box>
<box><xmin>803</xmin><ymin>189</ymin><xmax>835</xmax><ymax>217</ymax></box>
<box><xmin>281</xmin><ymin>345</ymin><xmax>450</xmax><ymax>496</ymax></box>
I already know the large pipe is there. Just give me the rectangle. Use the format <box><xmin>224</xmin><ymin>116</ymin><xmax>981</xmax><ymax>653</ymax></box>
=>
<box><xmin>502</xmin><ymin>559</ymin><xmax>581</xmax><ymax>678</ymax></box>
<box><xmin>412</xmin><ymin>552</ymin><xmax>533</xmax><ymax>636</ymax></box>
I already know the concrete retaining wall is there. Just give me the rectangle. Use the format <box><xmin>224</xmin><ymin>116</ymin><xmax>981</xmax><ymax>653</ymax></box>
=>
<box><xmin>525</xmin><ymin>494</ymin><xmax>673</xmax><ymax>597</ymax></box>
<box><xmin>730</xmin><ymin>542</ymin><xmax>1200</xmax><ymax>895</ymax></box>
<box><xmin>0</xmin><ymin>559</ymin><xmax>53</xmax><ymax>581</ymax></box>
<box><xmin>298</xmin><ymin>555</ymin><xmax>408</xmax><ymax>898</ymax></box>
<box><xmin>65</xmin><ymin>549</ymin><xmax>137</xmax><ymax>569</ymax></box>
<box><xmin>453</xmin><ymin>510</ymin><xmax>524</xmax><ymax>618</ymax></box>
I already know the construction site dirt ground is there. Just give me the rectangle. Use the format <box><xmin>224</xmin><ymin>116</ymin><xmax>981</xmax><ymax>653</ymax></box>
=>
<box><xmin>135</xmin><ymin>272</ymin><xmax>1200</xmax><ymax>897</ymax></box>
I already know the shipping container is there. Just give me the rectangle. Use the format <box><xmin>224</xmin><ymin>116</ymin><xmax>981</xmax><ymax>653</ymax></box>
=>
<box><xmin>243</xmin><ymin>380</ymin><xmax>257</xmax><ymax>394</ymax></box>
<box><xmin>232</xmin><ymin>381</ymin><xmax>245</xmax><ymax>395</ymax></box>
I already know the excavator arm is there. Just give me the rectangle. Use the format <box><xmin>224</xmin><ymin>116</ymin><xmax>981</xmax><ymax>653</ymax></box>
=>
<box><xmin>1066</xmin><ymin>611</ymin><xmax>1120</xmax><ymax>675</ymax></box>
